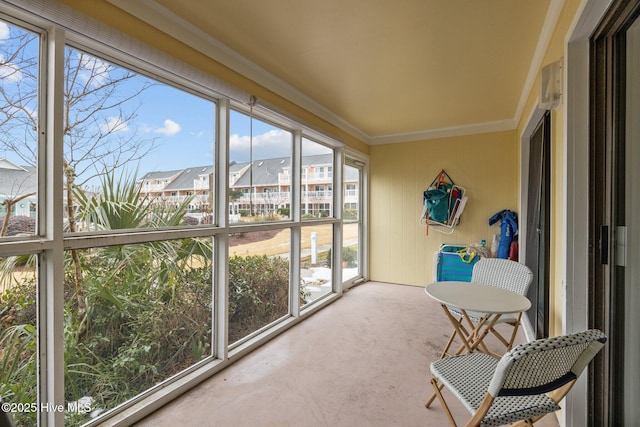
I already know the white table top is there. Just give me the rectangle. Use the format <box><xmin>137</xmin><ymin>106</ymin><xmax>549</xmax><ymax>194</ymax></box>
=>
<box><xmin>425</xmin><ymin>281</ymin><xmax>531</xmax><ymax>314</ymax></box>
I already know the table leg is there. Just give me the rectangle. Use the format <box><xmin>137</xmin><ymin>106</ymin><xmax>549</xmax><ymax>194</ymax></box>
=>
<box><xmin>451</xmin><ymin>311</ymin><xmax>503</xmax><ymax>355</ymax></box>
<box><xmin>440</xmin><ymin>304</ymin><xmax>474</xmax><ymax>354</ymax></box>
<box><xmin>460</xmin><ymin>310</ymin><xmax>492</xmax><ymax>354</ymax></box>
<box><xmin>469</xmin><ymin>313</ymin><xmax>503</xmax><ymax>353</ymax></box>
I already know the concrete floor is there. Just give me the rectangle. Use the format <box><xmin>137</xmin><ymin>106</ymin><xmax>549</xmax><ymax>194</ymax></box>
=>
<box><xmin>134</xmin><ymin>281</ymin><xmax>560</xmax><ymax>427</ymax></box>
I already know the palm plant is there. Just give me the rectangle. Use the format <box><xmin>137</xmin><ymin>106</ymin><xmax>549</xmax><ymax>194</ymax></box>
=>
<box><xmin>63</xmin><ymin>172</ymin><xmax>213</xmax><ymax>424</ymax></box>
<box><xmin>0</xmin><ymin>323</ymin><xmax>37</xmax><ymax>426</ymax></box>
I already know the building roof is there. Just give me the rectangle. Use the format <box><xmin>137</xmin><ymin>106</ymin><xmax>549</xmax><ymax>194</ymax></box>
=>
<box><xmin>164</xmin><ymin>165</ymin><xmax>214</xmax><ymax>191</ymax></box>
<box><xmin>0</xmin><ymin>159</ymin><xmax>37</xmax><ymax>198</ymax></box>
<box><xmin>232</xmin><ymin>154</ymin><xmax>334</xmax><ymax>188</ymax></box>
<box><xmin>137</xmin><ymin>153</ymin><xmax>354</xmax><ymax>193</ymax></box>
<box><xmin>233</xmin><ymin>157</ymin><xmax>291</xmax><ymax>187</ymax></box>
<box><xmin>139</xmin><ymin>169</ymin><xmax>183</xmax><ymax>181</ymax></box>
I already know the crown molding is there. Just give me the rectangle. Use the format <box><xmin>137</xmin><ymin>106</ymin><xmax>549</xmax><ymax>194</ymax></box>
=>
<box><xmin>368</xmin><ymin>119</ymin><xmax>517</xmax><ymax>145</ymax></box>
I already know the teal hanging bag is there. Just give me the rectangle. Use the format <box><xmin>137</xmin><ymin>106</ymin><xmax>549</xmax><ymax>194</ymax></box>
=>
<box><xmin>424</xmin><ymin>186</ymin><xmax>451</xmax><ymax>224</ymax></box>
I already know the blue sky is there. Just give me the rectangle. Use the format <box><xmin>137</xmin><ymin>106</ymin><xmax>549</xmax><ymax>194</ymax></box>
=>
<box><xmin>89</xmin><ymin>76</ymin><xmax>296</xmax><ymax>174</ymax></box>
<box><xmin>0</xmin><ymin>20</ymin><xmax>331</xmax><ymax>187</ymax></box>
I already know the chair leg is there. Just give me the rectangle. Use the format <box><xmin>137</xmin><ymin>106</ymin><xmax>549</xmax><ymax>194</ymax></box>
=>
<box><xmin>428</xmin><ymin>378</ymin><xmax>457</xmax><ymax>427</ymax></box>
<box><xmin>425</xmin><ymin>379</ymin><xmax>445</xmax><ymax>408</ymax></box>
<box><xmin>493</xmin><ymin>313</ymin><xmax>523</xmax><ymax>352</ymax></box>
<box><xmin>482</xmin><ymin>314</ymin><xmax>523</xmax><ymax>357</ymax></box>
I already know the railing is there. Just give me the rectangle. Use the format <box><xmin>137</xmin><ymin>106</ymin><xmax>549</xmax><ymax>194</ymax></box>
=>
<box><xmin>277</xmin><ymin>172</ymin><xmax>331</xmax><ymax>184</ymax></box>
<box><xmin>230</xmin><ymin>191</ymin><xmax>338</xmax><ymax>203</ymax></box>
<box><xmin>142</xmin><ymin>183</ymin><xmax>167</xmax><ymax>192</ymax></box>
<box><xmin>145</xmin><ymin>190</ymin><xmax>357</xmax><ymax>207</ymax></box>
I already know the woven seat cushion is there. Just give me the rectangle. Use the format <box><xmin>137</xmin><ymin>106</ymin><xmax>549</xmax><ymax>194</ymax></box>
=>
<box><xmin>431</xmin><ymin>353</ymin><xmax>560</xmax><ymax>427</ymax></box>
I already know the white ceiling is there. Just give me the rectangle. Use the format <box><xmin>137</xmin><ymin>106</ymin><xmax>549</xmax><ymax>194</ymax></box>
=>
<box><xmin>108</xmin><ymin>0</ymin><xmax>558</xmax><ymax>144</ymax></box>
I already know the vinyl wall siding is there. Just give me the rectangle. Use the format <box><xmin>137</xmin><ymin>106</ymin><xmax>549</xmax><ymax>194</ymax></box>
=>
<box><xmin>369</xmin><ymin>130</ymin><xmax>518</xmax><ymax>286</ymax></box>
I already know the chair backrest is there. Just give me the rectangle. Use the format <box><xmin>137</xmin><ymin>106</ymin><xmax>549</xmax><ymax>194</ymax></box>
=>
<box><xmin>471</xmin><ymin>258</ymin><xmax>533</xmax><ymax>296</ymax></box>
<box><xmin>488</xmin><ymin>329</ymin><xmax>607</xmax><ymax>398</ymax></box>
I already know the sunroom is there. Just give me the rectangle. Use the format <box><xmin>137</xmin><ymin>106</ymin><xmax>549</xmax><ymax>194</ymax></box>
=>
<box><xmin>0</xmin><ymin>0</ymin><xmax>638</xmax><ymax>426</ymax></box>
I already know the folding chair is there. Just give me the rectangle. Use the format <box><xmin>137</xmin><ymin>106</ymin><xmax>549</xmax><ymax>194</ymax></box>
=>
<box><xmin>426</xmin><ymin>329</ymin><xmax>607</xmax><ymax>427</ymax></box>
<box><xmin>440</xmin><ymin>258</ymin><xmax>533</xmax><ymax>358</ymax></box>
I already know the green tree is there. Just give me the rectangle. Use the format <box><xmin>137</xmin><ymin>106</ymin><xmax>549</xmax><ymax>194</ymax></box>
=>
<box><xmin>0</xmin><ymin>26</ymin><xmax>157</xmax><ymax>317</ymax></box>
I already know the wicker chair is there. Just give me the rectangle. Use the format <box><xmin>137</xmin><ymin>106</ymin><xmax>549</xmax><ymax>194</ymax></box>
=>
<box><xmin>426</xmin><ymin>329</ymin><xmax>607</xmax><ymax>427</ymax></box>
<box><xmin>440</xmin><ymin>258</ymin><xmax>533</xmax><ymax>358</ymax></box>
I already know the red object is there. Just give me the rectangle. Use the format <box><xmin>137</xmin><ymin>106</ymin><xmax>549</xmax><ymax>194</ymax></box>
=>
<box><xmin>508</xmin><ymin>241</ymin><xmax>518</xmax><ymax>261</ymax></box>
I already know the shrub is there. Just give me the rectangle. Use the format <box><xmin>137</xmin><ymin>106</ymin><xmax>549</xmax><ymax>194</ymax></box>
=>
<box><xmin>277</xmin><ymin>207</ymin><xmax>290</xmax><ymax>217</ymax></box>
<box><xmin>0</xmin><ymin>277</ymin><xmax>37</xmax><ymax>427</ymax></box>
<box><xmin>60</xmin><ymin>245</ymin><xmax>214</xmax><ymax>424</ymax></box>
<box><xmin>182</xmin><ymin>215</ymin><xmax>199</xmax><ymax>226</ymax></box>
<box><xmin>0</xmin><ymin>216</ymin><xmax>36</xmax><ymax>236</ymax></box>
<box><xmin>326</xmin><ymin>246</ymin><xmax>358</xmax><ymax>268</ymax></box>
<box><xmin>343</xmin><ymin>246</ymin><xmax>358</xmax><ymax>267</ymax></box>
<box><xmin>1</xmin><ymin>209</ymin><xmax>309</xmax><ymax>425</ymax></box>
<box><xmin>228</xmin><ymin>254</ymin><xmax>291</xmax><ymax>343</ymax></box>
<box><xmin>343</xmin><ymin>209</ymin><xmax>358</xmax><ymax>220</ymax></box>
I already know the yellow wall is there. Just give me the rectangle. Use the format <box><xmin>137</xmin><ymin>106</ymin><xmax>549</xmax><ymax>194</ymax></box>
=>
<box><xmin>516</xmin><ymin>0</ymin><xmax>582</xmax><ymax>337</ymax></box>
<box><xmin>369</xmin><ymin>131</ymin><xmax>519</xmax><ymax>286</ymax></box>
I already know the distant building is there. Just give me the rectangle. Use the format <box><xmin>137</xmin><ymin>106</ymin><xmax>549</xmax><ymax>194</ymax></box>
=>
<box><xmin>139</xmin><ymin>166</ymin><xmax>213</xmax><ymax>212</ymax></box>
<box><xmin>0</xmin><ymin>158</ymin><xmax>37</xmax><ymax>218</ymax></box>
<box><xmin>1</xmin><ymin>155</ymin><xmax>359</xmax><ymax>222</ymax></box>
<box><xmin>138</xmin><ymin>155</ymin><xmax>359</xmax><ymax>219</ymax></box>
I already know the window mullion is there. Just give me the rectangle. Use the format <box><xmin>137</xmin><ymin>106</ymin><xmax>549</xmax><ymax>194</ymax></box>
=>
<box><xmin>214</xmin><ymin>98</ymin><xmax>229</xmax><ymax>359</ymax></box>
<box><xmin>290</xmin><ymin>130</ymin><xmax>302</xmax><ymax>316</ymax></box>
<box><xmin>333</xmin><ymin>149</ymin><xmax>344</xmax><ymax>296</ymax></box>
<box><xmin>41</xmin><ymin>25</ymin><xmax>66</xmax><ymax>427</ymax></box>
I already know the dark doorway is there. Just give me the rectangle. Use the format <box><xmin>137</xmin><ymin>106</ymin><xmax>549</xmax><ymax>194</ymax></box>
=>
<box><xmin>524</xmin><ymin>111</ymin><xmax>550</xmax><ymax>339</ymax></box>
<box><xmin>590</xmin><ymin>0</ymin><xmax>640</xmax><ymax>424</ymax></box>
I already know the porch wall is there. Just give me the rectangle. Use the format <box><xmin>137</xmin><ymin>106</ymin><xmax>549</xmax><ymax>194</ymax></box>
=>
<box><xmin>515</xmin><ymin>0</ymin><xmax>583</xmax><ymax>338</ymax></box>
<box><xmin>369</xmin><ymin>130</ymin><xmax>518</xmax><ymax>286</ymax></box>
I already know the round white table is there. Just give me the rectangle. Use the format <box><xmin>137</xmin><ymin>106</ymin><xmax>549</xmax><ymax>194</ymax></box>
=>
<box><xmin>425</xmin><ymin>281</ymin><xmax>531</xmax><ymax>314</ymax></box>
<box><xmin>425</xmin><ymin>281</ymin><xmax>531</xmax><ymax>355</ymax></box>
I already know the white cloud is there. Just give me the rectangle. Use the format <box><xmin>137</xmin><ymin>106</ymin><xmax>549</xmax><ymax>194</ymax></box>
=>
<box><xmin>100</xmin><ymin>116</ymin><xmax>129</xmax><ymax>133</ymax></box>
<box><xmin>253</xmin><ymin>129</ymin><xmax>289</xmax><ymax>147</ymax></box>
<box><xmin>0</xmin><ymin>56</ymin><xmax>23</xmax><ymax>83</ymax></box>
<box><xmin>0</xmin><ymin>22</ymin><xmax>10</xmax><ymax>42</ymax></box>
<box><xmin>230</xmin><ymin>129</ymin><xmax>293</xmax><ymax>162</ymax></box>
<box><xmin>302</xmin><ymin>138</ymin><xmax>333</xmax><ymax>155</ymax></box>
<box><xmin>77</xmin><ymin>54</ymin><xmax>110</xmax><ymax>87</ymax></box>
<box><xmin>229</xmin><ymin>134</ymin><xmax>251</xmax><ymax>151</ymax></box>
<box><xmin>230</xmin><ymin>129</ymin><xmax>290</xmax><ymax>150</ymax></box>
<box><xmin>155</xmin><ymin>119</ymin><xmax>181</xmax><ymax>136</ymax></box>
